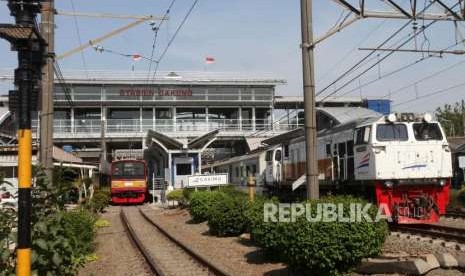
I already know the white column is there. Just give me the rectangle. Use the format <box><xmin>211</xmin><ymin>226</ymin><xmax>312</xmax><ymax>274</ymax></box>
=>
<box><xmin>173</xmin><ymin>107</ymin><xmax>176</xmax><ymax>132</ymax></box>
<box><xmin>153</xmin><ymin>107</ymin><xmax>156</xmax><ymax>130</ymax></box>
<box><xmin>252</xmin><ymin>107</ymin><xmax>256</xmax><ymax>131</ymax></box>
<box><xmin>71</xmin><ymin>108</ymin><xmax>74</xmax><ymax>133</ymax></box>
<box><xmin>239</xmin><ymin>107</ymin><xmax>242</xmax><ymax>131</ymax></box>
<box><xmin>206</xmin><ymin>107</ymin><xmax>209</xmax><ymax>131</ymax></box>
<box><xmin>139</xmin><ymin>107</ymin><xmax>143</xmax><ymax>132</ymax></box>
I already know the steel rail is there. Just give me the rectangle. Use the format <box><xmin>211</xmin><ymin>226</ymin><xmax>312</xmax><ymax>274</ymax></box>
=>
<box><xmin>138</xmin><ymin>207</ymin><xmax>233</xmax><ymax>276</ymax></box>
<box><xmin>120</xmin><ymin>208</ymin><xmax>165</xmax><ymax>276</ymax></box>
<box><xmin>390</xmin><ymin>224</ymin><xmax>465</xmax><ymax>244</ymax></box>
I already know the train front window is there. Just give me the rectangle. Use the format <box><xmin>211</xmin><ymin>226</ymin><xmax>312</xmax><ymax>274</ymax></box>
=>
<box><xmin>413</xmin><ymin>123</ymin><xmax>443</xmax><ymax>141</ymax></box>
<box><xmin>112</xmin><ymin>162</ymin><xmax>145</xmax><ymax>179</ymax></box>
<box><xmin>376</xmin><ymin>124</ymin><xmax>408</xmax><ymax>141</ymax></box>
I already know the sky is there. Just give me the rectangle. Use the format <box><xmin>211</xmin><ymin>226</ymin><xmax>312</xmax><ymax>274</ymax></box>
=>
<box><xmin>1</xmin><ymin>0</ymin><xmax>465</xmax><ymax>114</ymax></box>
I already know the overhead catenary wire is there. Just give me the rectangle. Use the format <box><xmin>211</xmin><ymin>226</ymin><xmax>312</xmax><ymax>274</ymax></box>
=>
<box><xmin>393</xmin><ymin>80</ymin><xmax>465</xmax><ymax>108</ymax></box>
<box><xmin>339</xmin><ymin>38</ymin><xmax>465</xmax><ymax>97</ymax></box>
<box><xmin>318</xmin><ymin>19</ymin><xmax>437</xmax><ymax>103</ymax></box>
<box><xmin>69</xmin><ymin>0</ymin><xmax>89</xmax><ymax>79</ymax></box>
<box><xmin>146</xmin><ymin>0</ymin><xmax>177</xmax><ymax>82</ymax></box>
<box><xmin>151</xmin><ymin>0</ymin><xmax>200</xmax><ymax>80</ymax></box>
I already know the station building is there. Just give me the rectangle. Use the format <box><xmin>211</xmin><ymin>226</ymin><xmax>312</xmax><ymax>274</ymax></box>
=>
<box><xmin>0</xmin><ymin>70</ymin><xmax>390</xmax><ymax>184</ymax></box>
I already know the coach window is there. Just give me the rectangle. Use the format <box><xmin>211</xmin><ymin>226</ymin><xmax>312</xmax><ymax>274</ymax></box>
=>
<box><xmin>275</xmin><ymin>150</ymin><xmax>282</xmax><ymax>162</ymax></box>
<box><xmin>284</xmin><ymin>145</ymin><xmax>289</xmax><ymax>158</ymax></box>
<box><xmin>376</xmin><ymin>124</ymin><xmax>408</xmax><ymax>141</ymax></box>
<box><xmin>325</xmin><ymin>143</ymin><xmax>331</xmax><ymax>156</ymax></box>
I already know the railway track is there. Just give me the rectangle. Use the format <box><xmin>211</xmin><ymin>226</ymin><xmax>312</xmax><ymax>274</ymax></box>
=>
<box><xmin>445</xmin><ymin>210</ymin><xmax>465</xmax><ymax>219</ymax></box>
<box><xmin>390</xmin><ymin>223</ymin><xmax>465</xmax><ymax>244</ymax></box>
<box><xmin>120</xmin><ymin>206</ymin><xmax>231</xmax><ymax>276</ymax></box>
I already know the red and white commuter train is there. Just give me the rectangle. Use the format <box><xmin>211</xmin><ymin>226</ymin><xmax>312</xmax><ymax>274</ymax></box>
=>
<box><xmin>263</xmin><ymin>112</ymin><xmax>452</xmax><ymax>223</ymax></box>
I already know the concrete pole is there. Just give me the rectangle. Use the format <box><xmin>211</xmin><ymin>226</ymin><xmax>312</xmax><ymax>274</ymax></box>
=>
<box><xmin>300</xmin><ymin>0</ymin><xmax>319</xmax><ymax>199</ymax></box>
<box><xmin>40</xmin><ymin>0</ymin><xmax>55</xmax><ymax>179</ymax></box>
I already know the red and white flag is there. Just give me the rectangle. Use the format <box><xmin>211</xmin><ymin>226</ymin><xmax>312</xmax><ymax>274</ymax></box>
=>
<box><xmin>205</xmin><ymin>56</ymin><xmax>215</xmax><ymax>64</ymax></box>
<box><xmin>132</xmin><ymin>54</ymin><xmax>142</xmax><ymax>61</ymax></box>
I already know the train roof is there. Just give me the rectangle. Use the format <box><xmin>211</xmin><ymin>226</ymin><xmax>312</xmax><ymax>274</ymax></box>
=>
<box><xmin>202</xmin><ymin>147</ymin><xmax>269</xmax><ymax>169</ymax></box>
<box><xmin>263</xmin><ymin>107</ymin><xmax>381</xmax><ymax>146</ymax></box>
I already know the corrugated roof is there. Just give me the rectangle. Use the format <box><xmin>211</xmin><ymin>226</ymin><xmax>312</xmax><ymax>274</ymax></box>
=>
<box><xmin>317</xmin><ymin>107</ymin><xmax>380</xmax><ymax>124</ymax></box>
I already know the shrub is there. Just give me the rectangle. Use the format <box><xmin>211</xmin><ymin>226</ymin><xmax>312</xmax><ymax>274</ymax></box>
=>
<box><xmin>251</xmin><ymin>196</ymin><xmax>388</xmax><ymax>276</ymax></box>
<box><xmin>207</xmin><ymin>192</ymin><xmax>250</xmax><ymax>236</ymax></box>
<box><xmin>62</xmin><ymin>209</ymin><xmax>96</xmax><ymax>256</ymax></box>
<box><xmin>457</xmin><ymin>186</ymin><xmax>465</xmax><ymax>206</ymax></box>
<box><xmin>167</xmin><ymin>189</ymin><xmax>187</xmax><ymax>206</ymax></box>
<box><xmin>87</xmin><ymin>188</ymin><xmax>110</xmax><ymax>214</ymax></box>
<box><xmin>189</xmin><ymin>190</ymin><xmax>226</xmax><ymax>223</ymax></box>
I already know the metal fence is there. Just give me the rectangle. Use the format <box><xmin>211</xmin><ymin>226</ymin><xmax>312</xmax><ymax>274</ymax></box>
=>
<box><xmin>31</xmin><ymin>118</ymin><xmax>301</xmax><ymax>135</ymax></box>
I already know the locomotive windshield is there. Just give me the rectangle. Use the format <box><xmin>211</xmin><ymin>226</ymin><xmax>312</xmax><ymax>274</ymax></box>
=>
<box><xmin>376</xmin><ymin>124</ymin><xmax>408</xmax><ymax>141</ymax></box>
<box><xmin>112</xmin><ymin>162</ymin><xmax>145</xmax><ymax>179</ymax></box>
<box><xmin>413</xmin><ymin>123</ymin><xmax>443</xmax><ymax>141</ymax></box>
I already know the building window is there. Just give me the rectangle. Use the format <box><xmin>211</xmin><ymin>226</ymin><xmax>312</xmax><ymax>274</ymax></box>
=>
<box><xmin>156</xmin><ymin>108</ymin><xmax>172</xmax><ymax>119</ymax></box>
<box><xmin>108</xmin><ymin>108</ymin><xmax>139</xmax><ymax>120</ymax></box>
<box><xmin>176</xmin><ymin>163</ymin><xmax>192</xmax><ymax>176</ymax></box>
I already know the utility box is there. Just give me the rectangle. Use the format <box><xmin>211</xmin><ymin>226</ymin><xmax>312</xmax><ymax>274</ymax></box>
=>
<box><xmin>364</xmin><ymin>99</ymin><xmax>391</xmax><ymax>115</ymax></box>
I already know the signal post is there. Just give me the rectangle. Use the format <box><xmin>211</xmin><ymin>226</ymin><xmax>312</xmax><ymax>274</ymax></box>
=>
<box><xmin>0</xmin><ymin>0</ymin><xmax>44</xmax><ymax>274</ymax></box>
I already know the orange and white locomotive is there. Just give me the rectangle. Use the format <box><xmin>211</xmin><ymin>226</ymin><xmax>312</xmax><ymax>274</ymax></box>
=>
<box><xmin>264</xmin><ymin>113</ymin><xmax>452</xmax><ymax>223</ymax></box>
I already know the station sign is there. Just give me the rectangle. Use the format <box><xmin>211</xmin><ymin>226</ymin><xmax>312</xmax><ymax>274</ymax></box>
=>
<box><xmin>459</xmin><ymin>156</ymin><xmax>465</xmax><ymax>169</ymax></box>
<box><xmin>119</xmin><ymin>88</ymin><xmax>193</xmax><ymax>97</ymax></box>
<box><xmin>187</xmin><ymin>173</ymin><xmax>228</xmax><ymax>188</ymax></box>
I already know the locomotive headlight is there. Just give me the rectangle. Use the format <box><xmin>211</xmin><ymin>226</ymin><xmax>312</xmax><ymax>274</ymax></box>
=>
<box><xmin>423</xmin><ymin>113</ymin><xmax>432</xmax><ymax>122</ymax></box>
<box><xmin>384</xmin><ymin>180</ymin><xmax>394</xmax><ymax>188</ymax></box>
<box><xmin>386</xmin><ymin>113</ymin><xmax>397</xmax><ymax>123</ymax></box>
<box><xmin>439</xmin><ymin>179</ymin><xmax>446</xmax><ymax>186</ymax></box>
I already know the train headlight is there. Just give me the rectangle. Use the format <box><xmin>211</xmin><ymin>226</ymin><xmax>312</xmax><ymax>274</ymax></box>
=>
<box><xmin>423</xmin><ymin>113</ymin><xmax>432</xmax><ymax>122</ymax></box>
<box><xmin>439</xmin><ymin>179</ymin><xmax>446</xmax><ymax>186</ymax></box>
<box><xmin>384</xmin><ymin>180</ymin><xmax>394</xmax><ymax>188</ymax></box>
<box><xmin>386</xmin><ymin>113</ymin><xmax>397</xmax><ymax>123</ymax></box>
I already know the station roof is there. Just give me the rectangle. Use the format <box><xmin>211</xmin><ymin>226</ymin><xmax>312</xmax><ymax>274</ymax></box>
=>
<box><xmin>146</xmin><ymin>129</ymin><xmax>220</xmax><ymax>151</ymax></box>
<box><xmin>0</xmin><ymin>107</ymin><xmax>10</xmax><ymax>125</ymax></box>
<box><xmin>0</xmin><ymin>69</ymin><xmax>286</xmax><ymax>86</ymax></box>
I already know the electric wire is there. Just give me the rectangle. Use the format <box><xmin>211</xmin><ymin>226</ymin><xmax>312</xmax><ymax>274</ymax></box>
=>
<box><xmin>339</xmin><ymin>38</ymin><xmax>465</xmax><ymax>97</ymax></box>
<box><xmin>151</xmin><ymin>0</ymin><xmax>200</xmax><ymax>80</ymax></box>
<box><xmin>146</xmin><ymin>0</ymin><xmax>176</xmax><ymax>82</ymax></box>
<box><xmin>318</xmin><ymin>19</ymin><xmax>437</xmax><ymax>103</ymax></box>
<box><xmin>393</xmin><ymin>80</ymin><xmax>465</xmax><ymax>108</ymax></box>
<box><xmin>69</xmin><ymin>0</ymin><xmax>89</xmax><ymax>79</ymax></box>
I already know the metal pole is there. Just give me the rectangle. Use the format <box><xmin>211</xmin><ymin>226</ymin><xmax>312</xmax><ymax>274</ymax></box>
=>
<box><xmin>39</xmin><ymin>0</ymin><xmax>55</xmax><ymax>179</ymax></box>
<box><xmin>462</xmin><ymin>100</ymin><xmax>465</xmax><ymax>137</ymax></box>
<box><xmin>300</xmin><ymin>0</ymin><xmax>319</xmax><ymax>199</ymax></box>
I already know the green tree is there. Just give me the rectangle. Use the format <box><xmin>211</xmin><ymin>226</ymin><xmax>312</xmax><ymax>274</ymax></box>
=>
<box><xmin>435</xmin><ymin>100</ymin><xmax>465</xmax><ymax>137</ymax></box>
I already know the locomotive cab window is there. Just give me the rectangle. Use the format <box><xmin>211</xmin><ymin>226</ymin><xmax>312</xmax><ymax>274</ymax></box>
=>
<box><xmin>355</xmin><ymin>126</ymin><xmax>371</xmax><ymax>145</ymax></box>
<box><xmin>413</xmin><ymin>123</ymin><xmax>443</xmax><ymax>141</ymax></box>
<box><xmin>376</xmin><ymin>124</ymin><xmax>408</xmax><ymax>141</ymax></box>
